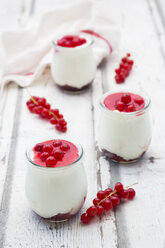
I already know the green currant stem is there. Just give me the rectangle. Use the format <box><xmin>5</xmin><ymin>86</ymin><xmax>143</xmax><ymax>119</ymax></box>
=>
<box><xmin>97</xmin><ymin>182</ymin><xmax>138</xmax><ymax>206</ymax></box>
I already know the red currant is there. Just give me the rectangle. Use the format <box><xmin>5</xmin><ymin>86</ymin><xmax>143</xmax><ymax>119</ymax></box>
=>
<box><xmin>60</xmin><ymin>144</ymin><xmax>70</xmax><ymax>151</ymax></box>
<box><xmin>40</xmin><ymin>152</ymin><xmax>49</xmax><ymax>161</ymax></box>
<box><xmin>34</xmin><ymin>143</ymin><xmax>44</xmax><ymax>152</ymax></box>
<box><xmin>97</xmin><ymin>205</ymin><xmax>105</xmax><ymax>215</ymax></box>
<box><xmin>111</xmin><ymin>196</ymin><xmax>120</xmax><ymax>207</ymax></box>
<box><xmin>93</xmin><ymin>198</ymin><xmax>100</xmax><ymax>206</ymax></box>
<box><xmin>128</xmin><ymin>188</ymin><xmax>136</xmax><ymax>199</ymax></box>
<box><xmin>126</xmin><ymin>104</ymin><xmax>136</xmax><ymax>112</ymax></box>
<box><xmin>52</xmin><ymin>149</ymin><xmax>64</xmax><ymax>160</ymax></box>
<box><xmin>81</xmin><ymin>213</ymin><xmax>91</xmax><ymax>224</ymax></box>
<box><xmin>120</xmin><ymin>189</ymin><xmax>129</xmax><ymax>199</ymax></box>
<box><xmin>115</xmin><ymin>182</ymin><xmax>124</xmax><ymax>193</ymax></box>
<box><xmin>102</xmin><ymin>199</ymin><xmax>112</xmax><ymax>210</ymax></box>
<box><xmin>50</xmin><ymin>117</ymin><xmax>58</xmax><ymax>125</ymax></box>
<box><xmin>42</xmin><ymin>144</ymin><xmax>53</xmax><ymax>154</ymax></box>
<box><xmin>45</xmin><ymin>156</ymin><xmax>57</xmax><ymax>167</ymax></box>
<box><xmin>134</xmin><ymin>98</ymin><xmax>144</xmax><ymax>105</ymax></box>
<box><xmin>104</xmin><ymin>188</ymin><xmax>113</xmax><ymax>196</ymax></box>
<box><xmin>116</xmin><ymin>101</ymin><xmax>125</xmax><ymax>111</ymax></box>
<box><xmin>97</xmin><ymin>190</ymin><xmax>106</xmax><ymax>200</ymax></box>
<box><xmin>53</xmin><ymin>141</ymin><xmax>62</xmax><ymax>147</ymax></box>
<box><xmin>87</xmin><ymin>206</ymin><xmax>97</xmax><ymax>217</ymax></box>
<box><xmin>121</xmin><ymin>94</ymin><xmax>131</xmax><ymax>104</ymax></box>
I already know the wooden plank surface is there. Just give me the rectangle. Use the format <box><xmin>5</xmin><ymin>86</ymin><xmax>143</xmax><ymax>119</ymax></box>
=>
<box><xmin>0</xmin><ymin>0</ymin><xmax>165</xmax><ymax>247</ymax></box>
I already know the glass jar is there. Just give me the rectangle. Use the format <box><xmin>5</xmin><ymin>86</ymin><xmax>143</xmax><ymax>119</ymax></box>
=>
<box><xmin>25</xmin><ymin>140</ymin><xmax>87</xmax><ymax>222</ymax></box>
<box><xmin>51</xmin><ymin>33</ymin><xmax>96</xmax><ymax>92</ymax></box>
<box><xmin>98</xmin><ymin>91</ymin><xmax>151</xmax><ymax>163</ymax></box>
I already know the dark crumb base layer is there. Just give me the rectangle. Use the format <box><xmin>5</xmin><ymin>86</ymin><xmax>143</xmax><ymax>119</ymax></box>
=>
<box><xmin>42</xmin><ymin>212</ymin><xmax>73</xmax><ymax>222</ymax></box>
<box><xmin>102</xmin><ymin>149</ymin><xmax>146</xmax><ymax>163</ymax></box>
<box><xmin>56</xmin><ymin>81</ymin><xmax>92</xmax><ymax>92</ymax></box>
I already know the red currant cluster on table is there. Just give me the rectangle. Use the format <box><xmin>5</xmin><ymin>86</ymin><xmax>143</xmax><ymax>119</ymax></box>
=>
<box><xmin>26</xmin><ymin>96</ymin><xmax>67</xmax><ymax>132</ymax></box>
<box><xmin>81</xmin><ymin>182</ymin><xmax>136</xmax><ymax>224</ymax></box>
<box><xmin>34</xmin><ymin>141</ymin><xmax>70</xmax><ymax>167</ymax></box>
<box><xmin>57</xmin><ymin>35</ymin><xmax>86</xmax><ymax>48</ymax></box>
<box><xmin>115</xmin><ymin>53</ymin><xmax>134</xmax><ymax>84</ymax></box>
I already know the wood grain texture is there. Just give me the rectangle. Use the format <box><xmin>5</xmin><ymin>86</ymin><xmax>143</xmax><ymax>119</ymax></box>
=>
<box><xmin>0</xmin><ymin>0</ymin><xmax>165</xmax><ymax>247</ymax></box>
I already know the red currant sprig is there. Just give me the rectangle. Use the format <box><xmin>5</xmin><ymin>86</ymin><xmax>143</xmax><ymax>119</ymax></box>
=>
<box><xmin>81</xmin><ymin>182</ymin><xmax>137</xmax><ymax>224</ymax></box>
<box><xmin>26</xmin><ymin>96</ymin><xmax>67</xmax><ymax>132</ymax></box>
<box><xmin>115</xmin><ymin>53</ymin><xmax>134</xmax><ymax>84</ymax></box>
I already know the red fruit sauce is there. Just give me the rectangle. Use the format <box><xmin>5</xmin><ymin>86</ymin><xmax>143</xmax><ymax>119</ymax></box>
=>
<box><xmin>33</xmin><ymin>140</ymin><xmax>79</xmax><ymax>168</ymax></box>
<box><xmin>57</xmin><ymin>35</ymin><xmax>87</xmax><ymax>48</ymax></box>
<box><xmin>103</xmin><ymin>92</ymin><xmax>145</xmax><ymax>112</ymax></box>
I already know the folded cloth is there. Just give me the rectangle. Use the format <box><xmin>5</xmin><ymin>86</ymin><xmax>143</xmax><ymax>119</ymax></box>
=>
<box><xmin>0</xmin><ymin>0</ymin><xmax>120</xmax><ymax>92</ymax></box>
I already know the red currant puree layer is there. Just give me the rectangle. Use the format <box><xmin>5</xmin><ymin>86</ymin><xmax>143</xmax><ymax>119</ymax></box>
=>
<box><xmin>104</xmin><ymin>92</ymin><xmax>145</xmax><ymax>112</ymax></box>
<box><xmin>33</xmin><ymin>140</ymin><xmax>79</xmax><ymax>168</ymax></box>
<box><xmin>57</xmin><ymin>35</ymin><xmax>87</xmax><ymax>48</ymax></box>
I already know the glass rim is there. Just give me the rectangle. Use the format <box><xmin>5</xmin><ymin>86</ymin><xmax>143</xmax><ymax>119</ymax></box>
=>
<box><xmin>52</xmin><ymin>32</ymin><xmax>94</xmax><ymax>49</ymax></box>
<box><xmin>99</xmin><ymin>90</ymin><xmax>151</xmax><ymax>115</ymax></box>
<box><xmin>26</xmin><ymin>139</ymin><xmax>83</xmax><ymax>170</ymax></box>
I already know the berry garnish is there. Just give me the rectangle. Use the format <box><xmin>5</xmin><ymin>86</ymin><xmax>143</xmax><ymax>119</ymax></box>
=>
<box><xmin>121</xmin><ymin>94</ymin><xmax>131</xmax><ymax>104</ymax></box>
<box><xmin>52</xmin><ymin>150</ymin><xmax>64</xmax><ymax>160</ymax></box>
<box><xmin>42</xmin><ymin>144</ymin><xmax>53</xmax><ymax>154</ymax></box>
<box><xmin>114</xmin><ymin>53</ymin><xmax>134</xmax><ymax>84</ymax></box>
<box><xmin>60</xmin><ymin>144</ymin><xmax>70</xmax><ymax>151</ymax></box>
<box><xmin>126</xmin><ymin>104</ymin><xmax>136</xmax><ymax>112</ymax></box>
<box><xmin>40</xmin><ymin>152</ymin><xmax>49</xmax><ymax>161</ymax></box>
<box><xmin>57</xmin><ymin>35</ymin><xmax>86</xmax><ymax>48</ymax></box>
<box><xmin>45</xmin><ymin>156</ymin><xmax>57</xmax><ymax>167</ymax></box>
<box><xmin>52</xmin><ymin>141</ymin><xmax>62</xmax><ymax>147</ymax></box>
<box><xmin>134</xmin><ymin>98</ymin><xmax>145</xmax><ymax>105</ymax></box>
<box><xmin>34</xmin><ymin>143</ymin><xmax>44</xmax><ymax>152</ymax></box>
<box><xmin>116</xmin><ymin>101</ymin><xmax>125</xmax><ymax>112</ymax></box>
<box><xmin>26</xmin><ymin>96</ymin><xmax>67</xmax><ymax>133</ymax></box>
<box><xmin>81</xmin><ymin>182</ymin><xmax>137</xmax><ymax>224</ymax></box>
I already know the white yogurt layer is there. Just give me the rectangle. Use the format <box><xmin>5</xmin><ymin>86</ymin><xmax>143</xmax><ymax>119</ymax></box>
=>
<box><xmin>25</xmin><ymin>146</ymin><xmax>87</xmax><ymax>219</ymax></box>
<box><xmin>98</xmin><ymin>93</ymin><xmax>152</xmax><ymax>161</ymax></box>
<box><xmin>51</xmin><ymin>34</ymin><xmax>96</xmax><ymax>89</ymax></box>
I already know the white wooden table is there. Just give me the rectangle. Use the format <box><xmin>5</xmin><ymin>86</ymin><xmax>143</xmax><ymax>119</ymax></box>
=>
<box><xmin>0</xmin><ymin>0</ymin><xmax>165</xmax><ymax>247</ymax></box>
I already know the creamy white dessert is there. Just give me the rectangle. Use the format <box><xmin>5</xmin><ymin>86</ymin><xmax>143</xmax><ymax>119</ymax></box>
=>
<box><xmin>98</xmin><ymin>92</ymin><xmax>151</xmax><ymax>162</ymax></box>
<box><xmin>25</xmin><ymin>139</ymin><xmax>87</xmax><ymax>221</ymax></box>
<box><xmin>51</xmin><ymin>33</ymin><xmax>96</xmax><ymax>91</ymax></box>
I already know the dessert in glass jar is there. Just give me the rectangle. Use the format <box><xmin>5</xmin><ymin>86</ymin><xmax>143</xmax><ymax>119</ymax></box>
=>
<box><xmin>98</xmin><ymin>91</ymin><xmax>151</xmax><ymax>163</ymax></box>
<box><xmin>25</xmin><ymin>139</ymin><xmax>87</xmax><ymax>221</ymax></box>
<box><xmin>51</xmin><ymin>33</ymin><xmax>96</xmax><ymax>92</ymax></box>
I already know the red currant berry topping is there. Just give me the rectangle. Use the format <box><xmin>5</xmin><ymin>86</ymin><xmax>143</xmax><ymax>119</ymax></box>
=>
<box><xmin>51</xmin><ymin>109</ymin><xmax>59</xmax><ymax>116</ymax></box>
<box><xmin>121</xmin><ymin>94</ymin><xmax>131</xmax><ymax>104</ymax></box>
<box><xmin>128</xmin><ymin>60</ymin><xmax>134</xmax><ymax>65</ymax></box>
<box><xmin>97</xmin><ymin>190</ymin><xmax>106</xmax><ymax>200</ymax></box>
<box><xmin>116</xmin><ymin>101</ymin><xmax>125</xmax><ymax>111</ymax></box>
<box><xmin>86</xmin><ymin>206</ymin><xmax>97</xmax><ymax>217</ymax></box>
<box><xmin>34</xmin><ymin>143</ymin><xmax>44</xmax><ymax>152</ymax></box>
<box><xmin>115</xmin><ymin>75</ymin><xmax>122</xmax><ymax>84</ymax></box>
<box><xmin>52</xmin><ymin>149</ymin><xmax>64</xmax><ymax>160</ymax></box>
<box><xmin>115</xmin><ymin>182</ymin><xmax>124</xmax><ymax>193</ymax></box>
<box><xmin>81</xmin><ymin>213</ymin><xmax>91</xmax><ymax>224</ymax></box>
<box><xmin>111</xmin><ymin>196</ymin><xmax>120</xmax><ymax>207</ymax></box>
<box><xmin>102</xmin><ymin>199</ymin><xmax>112</xmax><ymax>210</ymax></box>
<box><xmin>93</xmin><ymin>198</ymin><xmax>100</xmax><ymax>206</ymax></box>
<box><xmin>120</xmin><ymin>189</ymin><xmax>129</xmax><ymax>199</ymax></box>
<box><xmin>127</xmin><ymin>53</ymin><xmax>131</xmax><ymax>57</ymax></box>
<box><xmin>122</xmin><ymin>57</ymin><xmax>127</xmax><ymax>63</ymax></box>
<box><xmin>52</xmin><ymin>141</ymin><xmax>62</xmax><ymax>147</ymax></box>
<box><xmin>126</xmin><ymin>104</ymin><xmax>136</xmax><ymax>112</ymax></box>
<box><xmin>115</xmin><ymin>68</ymin><xmax>120</xmax><ymax>74</ymax></box>
<box><xmin>50</xmin><ymin>117</ymin><xmax>58</xmax><ymax>125</ymax></box>
<box><xmin>60</xmin><ymin>144</ymin><xmax>70</xmax><ymax>151</ymax></box>
<box><xmin>40</xmin><ymin>152</ymin><xmax>49</xmax><ymax>161</ymax></box>
<box><xmin>32</xmin><ymin>96</ymin><xmax>39</xmax><ymax>101</ymax></box>
<box><xmin>97</xmin><ymin>205</ymin><xmax>105</xmax><ymax>215</ymax></box>
<box><xmin>104</xmin><ymin>188</ymin><xmax>113</xmax><ymax>196</ymax></box>
<box><xmin>42</xmin><ymin>144</ymin><xmax>53</xmax><ymax>154</ymax></box>
<box><xmin>45</xmin><ymin>156</ymin><xmax>57</xmax><ymax>167</ymax></box>
<box><xmin>128</xmin><ymin>188</ymin><xmax>136</xmax><ymax>199</ymax></box>
<box><xmin>134</xmin><ymin>98</ymin><xmax>144</xmax><ymax>105</ymax></box>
